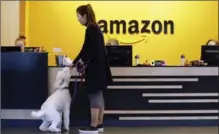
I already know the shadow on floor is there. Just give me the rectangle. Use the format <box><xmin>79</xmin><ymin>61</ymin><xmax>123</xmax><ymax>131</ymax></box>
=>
<box><xmin>1</xmin><ymin>127</ymin><xmax>218</xmax><ymax>134</ymax></box>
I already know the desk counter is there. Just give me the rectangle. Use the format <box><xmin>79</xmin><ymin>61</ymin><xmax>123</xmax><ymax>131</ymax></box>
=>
<box><xmin>1</xmin><ymin>66</ymin><xmax>218</xmax><ymax>127</ymax></box>
<box><xmin>49</xmin><ymin>67</ymin><xmax>219</xmax><ymax>126</ymax></box>
<box><xmin>1</xmin><ymin>53</ymin><xmax>48</xmax><ymax>127</ymax></box>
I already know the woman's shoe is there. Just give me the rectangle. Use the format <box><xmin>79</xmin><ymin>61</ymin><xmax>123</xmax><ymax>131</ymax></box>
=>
<box><xmin>79</xmin><ymin>126</ymin><xmax>99</xmax><ymax>133</ymax></box>
<box><xmin>97</xmin><ymin>124</ymin><xmax>104</xmax><ymax>132</ymax></box>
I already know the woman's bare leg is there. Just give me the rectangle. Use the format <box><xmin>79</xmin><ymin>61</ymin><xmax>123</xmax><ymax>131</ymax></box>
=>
<box><xmin>98</xmin><ymin>93</ymin><xmax>105</xmax><ymax>125</ymax></box>
<box><xmin>90</xmin><ymin>108</ymin><xmax>99</xmax><ymax>127</ymax></box>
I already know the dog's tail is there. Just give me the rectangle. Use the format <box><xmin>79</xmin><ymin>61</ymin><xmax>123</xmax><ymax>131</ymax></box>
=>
<box><xmin>31</xmin><ymin>110</ymin><xmax>45</xmax><ymax>118</ymax></box>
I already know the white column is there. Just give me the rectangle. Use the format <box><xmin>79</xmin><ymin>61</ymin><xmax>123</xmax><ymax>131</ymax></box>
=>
<box><xmin>1</xmin><ymin>1</ymin><xmax>20</xmax><ymax>46</ymax></box>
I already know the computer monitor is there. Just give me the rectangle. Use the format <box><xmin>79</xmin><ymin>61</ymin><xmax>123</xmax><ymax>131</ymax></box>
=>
<box><xmin>1</xmin><ymin>46</ymin><xmax>21</xmax><ymax>52</ymax></box>
<box><xmin>201</xmin><ymin>45</ymin><xmax>219</xmax><ymax>66</ymax></box>
<box><xmin>105</xmin><ymin>45</ymin><xmax>132</xmax><ymax>66</ymax></box>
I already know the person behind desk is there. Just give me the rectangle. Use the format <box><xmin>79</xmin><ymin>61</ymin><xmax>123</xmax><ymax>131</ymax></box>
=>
<box><xmin>206</xmin><ymin>39</ymin><xmax>218</xmax><ymax>46</ymax></box>
<box><xmin>106</xmin><ymin>38</ymin><xmax>119</xmax><ymax>46</ymax></box>
<box><xmin>72</xmin><ymin>4</ymin><xmax>113</xmax><ymax>133</ymax></box>
<box><xmin>15</xmin><ymin>35</ymin><xmax>26</xmax><ymax>52</ymax></box>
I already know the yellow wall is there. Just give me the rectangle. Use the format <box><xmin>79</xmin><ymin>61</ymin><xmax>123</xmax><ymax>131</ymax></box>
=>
<box><xmin>25</xmin><ymin>1</ymin><xmax>218</xmax><ymax>65</ymax></box>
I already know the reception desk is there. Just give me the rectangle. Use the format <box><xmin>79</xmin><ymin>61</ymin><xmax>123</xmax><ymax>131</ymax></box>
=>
<box><xmin>1</xmin><ymin>52</ymin><xmax>48</xmax><ymax>127</ymax></box>
<box><xmin>49</xmin><ymin>67</ymin><xmax>219</xmax><ymax>126</ymax></box>
<box><xmin>1</xmin><ymin>66</ymin><xmax>219</xmax><ymax>127</ymax></box>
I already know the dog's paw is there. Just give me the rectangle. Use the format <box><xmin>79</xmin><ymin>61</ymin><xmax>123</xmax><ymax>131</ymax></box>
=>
<box><xmin>39</xmin><ymin>126</ymin><xmax>49</xmax><ymax>132</ymax></box>
<box><xmin>48</xmin><ymin>127</ymin><xmax>61</xmax><ymax>133</ymax></box>
<box><xmin>63</xmin><ymin>127</ymin><xmax>69</xmax><ymax>131</ymax></box>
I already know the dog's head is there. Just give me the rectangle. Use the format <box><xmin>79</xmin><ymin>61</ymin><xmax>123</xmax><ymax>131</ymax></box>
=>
<box><xmin>63</xmin><ymin>57</ymin><xmax>73</xmax><ymax>66</ymax></box>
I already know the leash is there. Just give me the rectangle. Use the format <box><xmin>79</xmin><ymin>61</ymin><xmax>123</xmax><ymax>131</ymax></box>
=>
<box><xmin>72</xmin><ymin>74</ymin><xmax>78</xmax><ymax>103</ymax></box>
<box><xmin>72</xmin><ymin>62</ymin><xmax>85</xmax><ymax>103</ymax></box>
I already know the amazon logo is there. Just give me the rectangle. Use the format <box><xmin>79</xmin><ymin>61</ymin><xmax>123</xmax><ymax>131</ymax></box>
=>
<box><xmin>98</xmin><ymin>19</ymin><xmax>175</xmax><ymax>45</ymax></box>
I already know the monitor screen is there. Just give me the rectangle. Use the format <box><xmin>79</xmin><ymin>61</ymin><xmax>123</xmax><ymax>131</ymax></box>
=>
<box><xmin>105</xmin><ymin>45</ymin><xmax>132</xmax><ymax>66</ymax></box>
<box><xmin>1</xmin><ymin>46</ymin><xmax>21</xmax><ymax>52</ymax></box>
<box><xmin>201</xmin><ymin>46</ymin><xmax>219</xmax><ymax>66</ymax></box>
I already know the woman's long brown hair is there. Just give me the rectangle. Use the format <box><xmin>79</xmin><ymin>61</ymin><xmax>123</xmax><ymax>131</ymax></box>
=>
<box><xmin>76</xmin><ymin>4</ymin><xmax>97</xmax><ymax>25</ymax></box>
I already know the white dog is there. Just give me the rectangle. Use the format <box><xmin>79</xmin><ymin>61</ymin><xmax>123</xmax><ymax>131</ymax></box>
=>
<box><xmin>31</xmin><ymin>57</ymin><xmax>73</xmax><ymax>132</ymax></box>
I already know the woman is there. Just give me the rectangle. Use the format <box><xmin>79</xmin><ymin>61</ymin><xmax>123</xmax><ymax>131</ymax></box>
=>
<box><xmin>15</xmin><ymin>35</ymin><xmax>26</xmax><ymax>52</ymax></box>
<box><xmin>72</xmin><ymin>4</ymin><xmax>113</xmax><ymax>133</ymax></box>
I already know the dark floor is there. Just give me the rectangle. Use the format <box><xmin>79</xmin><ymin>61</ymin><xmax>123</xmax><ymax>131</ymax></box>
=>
<box><xmin>1</xmin><ymin>127</ymin><xmax>218</xmax><ymax>134</ymax></box>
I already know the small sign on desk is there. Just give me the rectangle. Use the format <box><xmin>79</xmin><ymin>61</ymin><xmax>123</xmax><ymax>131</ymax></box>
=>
<box><xmin>53</xmin><ymin>48</ymin><xmax>62</xmax><ymax>53</ymax></box>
